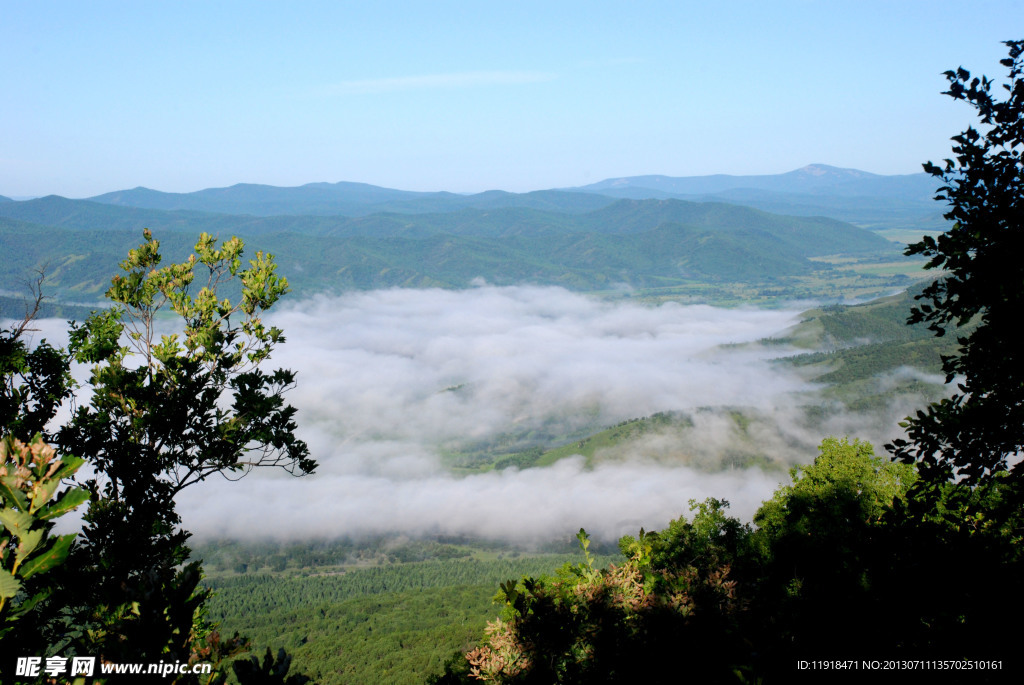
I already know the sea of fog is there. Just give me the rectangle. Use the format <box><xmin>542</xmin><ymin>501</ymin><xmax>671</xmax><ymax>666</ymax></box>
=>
<box><xmin>15</xmin><ymin>286</ymin><xmax>914</xmax><ymax>542</ymax></box>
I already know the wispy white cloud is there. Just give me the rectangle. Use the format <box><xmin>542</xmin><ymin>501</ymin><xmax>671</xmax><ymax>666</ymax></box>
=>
<box><xmin>171</xmin><ymin>286</ymin><xmax>818</xmax><ymax>541</ymax></box>
<box><xmin>576</xmin><ymin>57</ymin><xmax>645</xmax><ymax>69</ymax></box>
<box><xmin>321</xmin><ymin>70</ymin><xmax>557</xmax><ymax>95</ymax></box>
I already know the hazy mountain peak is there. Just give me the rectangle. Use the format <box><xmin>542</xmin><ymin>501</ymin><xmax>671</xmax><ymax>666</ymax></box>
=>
<box><xmin>792</xmin><ymin>164</ymin><xmax>877</xmax><ymax>180</ymax></box>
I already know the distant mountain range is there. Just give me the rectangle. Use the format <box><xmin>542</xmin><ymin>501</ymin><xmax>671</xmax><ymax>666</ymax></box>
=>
<box><xmin>573</xmin><ymin>165</ymin><xmax>944</xmax><ymax>231</ymax></box>
<box><xmin>87</xmin><ymin>183</ymin><xmax>613</xmax><ymax>218</ymax></box>
<box><xmin>576</xmin><ymin>164</ymin><xmax>935</xmax><ymax>197</ymax></box>
<box><xmin>28</xmin><ymin>164</ymin><xmax>939</xmax><ymax>230</ymax></box>
<box><xmin>0</xmin><ymin>188</ymin><xmax>904</xmax><ymax>303</ymax></box>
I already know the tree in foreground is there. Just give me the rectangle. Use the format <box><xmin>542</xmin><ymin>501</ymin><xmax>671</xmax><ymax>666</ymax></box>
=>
<box><xmin>890</xmin><ymin>39</ymin><xmax>1024</xmax><ymax>501</ymax></box>
<box><xmin>60</xmin><ymin>230</ymin><xmax>315</xmax><ymax>605</ymax></box>
<box><xmin>458</xmin><ymin>506</ymin><xmax>751</xmax><ymax>684</ymax></box>
<box><xmin>0</xmin><ymin>230</ymin><xmax>318</xmax><ymax>676</ymax></box>
<box><xmin>436</xmin><ymin>438</ymin><xmax>920</xmax><ymax>684</ymax></box>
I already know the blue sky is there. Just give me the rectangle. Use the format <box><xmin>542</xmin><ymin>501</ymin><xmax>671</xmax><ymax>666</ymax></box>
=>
<box><xmin>2</xmin><ymin>1</ymin><xmax>1019</xmax><ymax>197</ymax></box>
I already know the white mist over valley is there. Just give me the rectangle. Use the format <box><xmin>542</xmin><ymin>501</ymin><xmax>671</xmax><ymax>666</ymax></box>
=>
<box><xmin>149</xmin><ymin>285</ymin><xmax>913</xmax><ymax>541</ymax></box>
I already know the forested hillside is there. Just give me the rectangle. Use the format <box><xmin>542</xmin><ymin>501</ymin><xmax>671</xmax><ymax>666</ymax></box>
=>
<box><xmin>0</xmin><ymin>195</ymin><xmax>909</xmax><ymax>304</ymax></box>
<box><xmin>197</xmin><ymin>542</ymin><xmax>621</xmax><ymax>685</ymax></box>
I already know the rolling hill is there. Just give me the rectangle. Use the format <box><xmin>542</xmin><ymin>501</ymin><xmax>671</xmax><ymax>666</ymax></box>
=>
<box><xmin>0</xmin><ymin>196</ymin><xmax>902</xmax><ymax>302</ymax></box>
<box><xmin>87</xmin><ymin>183</ymin><xmax>617</xmax><ymax>217</ymax></box>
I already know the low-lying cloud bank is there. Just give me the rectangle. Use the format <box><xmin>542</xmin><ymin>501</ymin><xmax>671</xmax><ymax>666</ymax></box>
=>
<box><xmin>12</xmin><ymin>286</ymin><xmax>921</xmax><ymax>541</ymax></box>
<box><xmin>173</xmin><ymin>285</ymin><xmax>829</xmax><ymax>541</ymax></box>
<box><xmin>185</xmin><ymin>457</ymin><xmax>784</xmax><ymax>543</ymax></box>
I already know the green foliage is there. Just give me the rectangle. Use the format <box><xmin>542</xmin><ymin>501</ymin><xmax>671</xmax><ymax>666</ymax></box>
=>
<box><xmin>0</xmin><ymin>435</ymin><xmax>88</xmax><ymax>650</ymax></box>
<box><xmin>892</xmin><ymin>40</ymin><xmax>1024</xmax><ymax>494</ymax></box>
<box><xmin>9</xmin><ymin>230</ymin><xmax>313</xmax><ymax>680</ymax></box>
<box><xmin>78</xmin><ymin>561</ymin><xmax>209</xmax><ymax>667</ymax></box>
<box><xmin>0</xmin><ymin>335</ymin><xmax>73</xmax><ymax>443</ymax></box>
<box><xmin>59</xmin><ymin>230</ymin><xmax>315</xmax><ymax>595</ymax></box>
<box><xmin>644</xmin><ymin>497</ymin><xmax>754</xmax><ymax>574</ymax></box>
<box><xmin>452</xmin><ymin>435</ymin><xmax>1021</xmax><ymax>682</ymax></box>
<box><xmin>204</xmin><ymin>555</ymin><xmax>617</xmax><ymax>616</ymax></box>
<box><xmin>0</xmin><ymin>291</ymin><xmax>76</xmax><ymax>443</ymax></box>
<box><xmin>780</xmin><ymin>284</ymin><xmax>957</xmax><ymax>378</ymax></box>
<box><xmin>754</xmin><ymin>437</ymin><xmax>916</xmax><ymax>537</ymax></box>
<box><xmin>450</xmin><ymin>411</ymin><xmax>770</xmax><ymax>475</ymax></box>
<box><xmin>232</xmin><ymin>648</ymin><xmax>311</xmax><ymax>685</ymax></box>
<box><xmin>776</xmin><ymin>286</ymin><xmax>963</xmax><ymax>416</ymax></box>
<box><xmin>747</xmin><ymin>439</ymin><xmax>919</xmax><ymax>663</ymax></box>
<box><xmin>453</xmin><ymin>500</ymin><xmax>752</xmax><ymax>684</ymax></box>
<box><xmin>0</xmin><ymin>232</ymin><xmax>316</xmax><ymax>683</ymax></box>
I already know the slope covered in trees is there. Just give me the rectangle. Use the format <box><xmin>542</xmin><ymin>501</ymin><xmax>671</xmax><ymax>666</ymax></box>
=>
<box><xmin>202</xmin><ymin>552</ymin><xmax>621</xmax><ymax>685</ymax></box>
<box><xmin>0</xmin><ymin>196</ymin><xmax>905</xmax><ymax>303</ymax></box>
<box><xmin>713</xmin><ymin>280</ymin><xmax>960</xmax><ymax>387</ymax></box>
